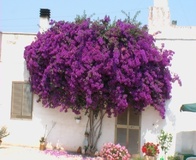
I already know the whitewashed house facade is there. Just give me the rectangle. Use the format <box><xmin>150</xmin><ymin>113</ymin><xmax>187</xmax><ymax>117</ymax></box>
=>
<box><xmin>0</xmin><ymin>0</ymin><xmax>196</xmax><ymax>157</ymax></box>
<box><xmin>148</xmin><ymin>0</ymin><xmax>196</xmax><ymax>155</ymax></box>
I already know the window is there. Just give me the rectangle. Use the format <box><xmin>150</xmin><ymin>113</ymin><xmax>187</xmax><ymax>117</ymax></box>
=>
<box><xmin>11</xmin><ymin>81</ymin><xmax>33</xmax><ymax>119</ymax></box>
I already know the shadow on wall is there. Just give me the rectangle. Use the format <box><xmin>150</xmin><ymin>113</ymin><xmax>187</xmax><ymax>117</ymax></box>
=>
<box><xmin>140</xmin><ymin>100</ymin><xmax>177</xmax><ymax>155</ymax></box>
<box><xmin>149</xmin><ymin>99</ymin><xmax>176</xmax><ymax>135</ymax></box>
<box><xmin>141</xmin><ymin>106</ymin><xmax>166</xmax><ymax>143</ymax></box>
<box><xmin>175</xmin><ymin>131</ymin><xmax>196</xmax><ymax>155</ymax></box>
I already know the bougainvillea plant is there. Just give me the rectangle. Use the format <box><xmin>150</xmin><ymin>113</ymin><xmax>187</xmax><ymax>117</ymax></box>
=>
<box><xmin>24</xmin><ymin>15</ymin><xmax>180</xmax><ymax>119</ymax></box>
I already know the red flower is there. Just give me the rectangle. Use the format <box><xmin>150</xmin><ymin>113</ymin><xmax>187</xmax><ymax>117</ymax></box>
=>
<box><xmin>142</xmin><ymin>142</ymin><xmax>159</xmax><ymax>156</ymax></box>
<box><xmin>142</xmin><ymin>146</ymin><xmax>147</xmax><ymax>153</ymax></box>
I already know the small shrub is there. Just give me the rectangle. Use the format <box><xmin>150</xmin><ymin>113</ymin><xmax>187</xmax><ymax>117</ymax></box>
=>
<box><xmin>168</xmin><ymin>155</ymin><xmax>181</xmax><ymax>160</ymax></box>
<box><xmin>158</xmin><ymin>130</ymin><xmax>173</xmax><ymax>155</ymax></box>
<box><xmin>132</xmin><ymin>156</ymin><xmax>145</xmax><ymax>160</ymax></box>
<box><xmin>0</xmin><ymin>126</ymin><xmax>9</xmax><ymax>139</ymax></box>
<box><xmin>99</xmin><ymin>143</ymin><xmax>131</xmax><ymax>160</ymax></box>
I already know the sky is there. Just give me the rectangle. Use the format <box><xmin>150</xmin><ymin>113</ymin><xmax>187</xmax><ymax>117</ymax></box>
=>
<box><xmin>0</xmin><ymin>0</ymin><xmax>196</xmax><ymax>33</ymax></box>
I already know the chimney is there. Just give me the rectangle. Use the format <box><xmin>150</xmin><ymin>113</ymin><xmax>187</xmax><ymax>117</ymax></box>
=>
<box><xmin>172</xmin><ymin>20</ymin><xmax>177</xmax><ymax>25</ymax></box>
<box><xmin>148</xmin><ymin>0</ymin><xmax>170</xmax><ymax>32</ymax></box>
<box><xmin>39</xmin><ymin>8</ymin><xmax>50</xmax><ymax>33</ymax></box>
<box><xmin>154</xmin><ymin>0</ymin><xmax>168</xmax><ymax>8</ymax></box>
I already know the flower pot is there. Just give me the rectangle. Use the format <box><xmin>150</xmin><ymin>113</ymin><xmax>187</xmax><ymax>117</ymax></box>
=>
<box><xmin>82</xmin><ymin>148</ymin><xmax>85</xmax><ymax>154</ymax></box>
<box><xmin>39</xmin><ymin>142</ymin><xmax>46</xmax><ymax>150</ymax></box>
<box><xmin>145</xmin><ymin>156</ymin><xmax>157</xmax><ymax>160</ymax></box>
<box><xmin>75</xmin><ymin>119</ymin><xmax>81</xmax><ymax>124</ymax></box>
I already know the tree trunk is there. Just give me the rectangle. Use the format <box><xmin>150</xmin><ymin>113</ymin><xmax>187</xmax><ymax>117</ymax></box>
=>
<box><xmin>85</xmin><ymin>109</ymin><xmax>105</xmax><ymax>155</ymax></box>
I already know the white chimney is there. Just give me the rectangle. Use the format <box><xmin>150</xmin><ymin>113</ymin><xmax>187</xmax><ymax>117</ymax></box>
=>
<box><xmin>154</xmin><ymin>0</ymin><xmax>168</xmax><ymax>8</ymax></box>
<box><xmin>148</xmin><ymin>0</ymin><xmax>170</xmax><ymax>33</ymax></box>
<box><xmin>39</xmin><ymin>8</ymin><xmax>50</xmax><ymax>33</ymax></box>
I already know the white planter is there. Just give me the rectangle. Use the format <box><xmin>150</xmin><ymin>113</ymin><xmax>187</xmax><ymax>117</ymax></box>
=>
<box><xmin>75</xmin><ymin>119</ymin><xmax>81</xmax><ymax>124</ymax></box>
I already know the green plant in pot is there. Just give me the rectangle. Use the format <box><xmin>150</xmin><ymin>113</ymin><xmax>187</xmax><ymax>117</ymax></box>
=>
<box><xmin>39</xmin><ymin>136</ymin><xmax>46</xmax><ymax>150</ymax></box>
<box><xmin>39</xmin><ymin>122</ymin><xmax>56</xmax><ymax>150</ymax></box>
<box><xmin>158</xmin><ymin>130</ymin><xmax>173</xmax><ymax>160</ymax></box>
<box><xmin>168</xmin><ymin>155</ymin><xmax>181</xmax><ymax>160</ymax></box>
<box><xmin>0</xmin><ymin>126</ymin><xmax>10</xmax><ymax>145</ymax></box>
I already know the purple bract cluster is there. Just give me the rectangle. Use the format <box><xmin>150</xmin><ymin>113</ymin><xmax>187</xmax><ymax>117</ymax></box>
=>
<box><xmin>44</xmin><ymin>149</ymin><xmax>102</xmax><ymax>159</ymax></box>
<box><xmin>24</xmin><ymin>16</ymin><xmax>180</xmax><ymax>118</ymax></box>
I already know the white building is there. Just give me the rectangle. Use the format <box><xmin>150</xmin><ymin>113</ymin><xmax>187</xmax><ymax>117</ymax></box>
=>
<box><xmin>0</xmin><ymin>0</ymin><xmax>196</xmax><ymax>157</ymax></box>
<box><xmin>148</xmin><ymin>0</ymin><xmax>196</xmax><ymax>155</ymax></box>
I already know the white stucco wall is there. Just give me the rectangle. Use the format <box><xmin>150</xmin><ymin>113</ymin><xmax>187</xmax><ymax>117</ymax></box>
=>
<box><xmin>145</xmin><ymin>3</ymin><xmax>196</xmax><ymax>154</ymax></box>
<box><xmin>168</xmin><ymin>39</ymin><xmax>196</xmax><ymax>154</ymax></box>
<box><xmin>140</xmin><ymin>36</ymin><xmax>196</xmax><ymax>156</ymax></box>
<box><xmin>0</xmin><ymin>32</ymin><xmax>115</xmax><ymax>151</ymax></box>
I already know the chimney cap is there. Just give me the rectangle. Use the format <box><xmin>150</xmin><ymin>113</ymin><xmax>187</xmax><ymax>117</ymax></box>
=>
<box><xmin>172</xmin><ymin>20</ymin><xmax>177</xmax><ymax>25</ymax></box>
<box><xmin>40</xmin><ymin>8</ymin><xmax>50</xmax><ymax>18</ymax></box>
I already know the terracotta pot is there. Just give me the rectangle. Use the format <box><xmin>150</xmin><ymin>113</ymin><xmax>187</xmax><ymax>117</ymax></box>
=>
<box><xmin>145</xmin><ymin>156</ymin><xmax>157</xmax><ymax>160</ymax></box>
<box><xmin>39</xmin><ymin>142</ymin><xmax>46</xmax><ymax>150</ymax></box>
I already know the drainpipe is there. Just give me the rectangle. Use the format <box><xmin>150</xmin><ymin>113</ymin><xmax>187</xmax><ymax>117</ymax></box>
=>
<box><xmin>39</xmin><ymin>8</ymin><xmax>50</xmax><ymax>33</ymax></box>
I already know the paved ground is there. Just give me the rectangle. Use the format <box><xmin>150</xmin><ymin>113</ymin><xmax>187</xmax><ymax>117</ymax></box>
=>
<box><xmin>0</xmin><ymin>145</ymin><xmax>103</xmax><ymax>160</ymax></box>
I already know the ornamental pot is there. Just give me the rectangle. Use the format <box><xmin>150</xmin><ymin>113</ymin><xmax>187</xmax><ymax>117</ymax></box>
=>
<box><xmin>75</xmin><ymin>119</ymin><xmax>81</xmax><ymax>124</ymax></box>
<box><xmin>39</xmin><ymin>142</ymin><xmax>46</xmax><ymax>150</ymax></box>
<box><xmin>145</xmin><ymin>155</ymin><xmax>157</xmax><ymax>160</ymax></box>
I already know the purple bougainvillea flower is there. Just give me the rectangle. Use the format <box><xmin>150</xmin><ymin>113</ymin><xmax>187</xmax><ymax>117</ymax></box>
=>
<box><xmin>24</xmin><ymin>16</ymin><xmax>181</xmax><ymax>118</ymax></box>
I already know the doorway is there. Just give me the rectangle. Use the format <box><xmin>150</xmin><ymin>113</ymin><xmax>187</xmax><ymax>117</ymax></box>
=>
<box><xmin>115</xmin><ymin>107</ymin><xmax>141</xmax><ymax>156</ymax></box>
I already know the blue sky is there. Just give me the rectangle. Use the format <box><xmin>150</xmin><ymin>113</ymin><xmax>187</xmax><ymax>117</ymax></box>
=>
<box><xmin>0</xmin><ymin>0</ymin><xmax>196</xmax><ymax>33</ymax></box>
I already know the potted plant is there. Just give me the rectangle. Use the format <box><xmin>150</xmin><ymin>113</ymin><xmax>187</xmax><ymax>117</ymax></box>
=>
<box><xmin>39</xmin><ymin>136</ymin><xmax>46</xmax><ymax>150</ymax></box>
<box><xmin>158</xmin><ymin>130</ymin><xmax>173</xmax><ymax>160</ymax></box>
<box><xmin>142</xmin><ymin>142</ymin><xmax>159</xmax><ymax>160</ymax></box>
<box><xmin>39</xmin><ymin>122</ymin><xmax>56</xmax><ymax>150</ymax></box>
<box><xmin>0</xmin><ymin>126</ymin><xmax>10</xmax><ymax>145</ymax></box>
<box><xmin>75</xmin><ymin>116</ymin><xmax>81</xmax><ymax>124</ymax></box>
<box><xmin>168</xmin><ymin>155</ymin><xmax>181</xmax><ymax>160</ymax></box>
<box><xmin>99</xmin><ymin>142</ymin><xmax>131</xmax><ymax>159</ymax></box>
